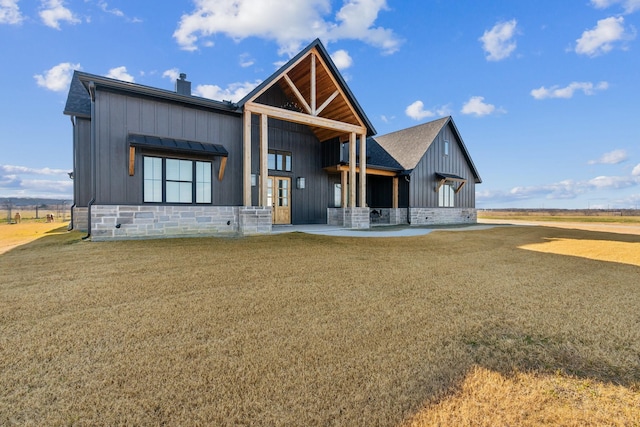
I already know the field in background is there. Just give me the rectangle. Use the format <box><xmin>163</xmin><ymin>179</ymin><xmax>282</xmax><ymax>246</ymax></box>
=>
<box><xmin>479</xmin><ymin>209</ymin><xmax>640</xmax><ymax>223</ymax></box>
<box><xmin>1</xmin><ymin>224</ymin><xmax>639</xmax><ymax>425</ymax></box>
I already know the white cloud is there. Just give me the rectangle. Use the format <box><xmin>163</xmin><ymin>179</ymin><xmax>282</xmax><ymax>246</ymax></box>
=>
<box><xmin>106</xmin><ymin>66</ymin><xmax>134</xmax><ymax>82</ymax></box>
<box><xmin>631</xmin><ymin>163</ymin><xmax>640</xmax><ymax>176</ymax></box>
<box><xmin>405</xmin><ymin>101</ymin><xmax>450</xmax><ymax>121</ymax></box>
<box><xmin>531</xmin><ymin>81</ymin><xmax>609</xmax><ymax>100</ymax></box>
<box><xmin>162</xmin><ymin>68</ymin><xmax>181</xmax><ymax>81</ymax></box>
<box><xmin>590</xmin><ymin>0</ymin><xmax>640</xmax><ymax>13</ymax></box>
<box><xmin>39</xmin><ymin>0</ymin><xmax>80</xmax><ymax>30</ymax></box>
<box><xmin>479</xmin><ymin>19</ymin><xmax>518</xmax><ymax>61</ymax></box>
<box><xmin>575</xmin><ymin>16</ymin><xmax>635</xmax><ymax>56</ymax></box>
<box><xmin>478</xmin><ymin>172</ymin><xmax>640</xmax><ymax>204</ymax></box>
<box><xmin>239</xmin><ymin>53</ymin><xmax>255</xmax><ymax>68</ymax></box>
<box><xmin>34</xmin><ymin>62</ymin><xmax>80</xmax><ymax>91</ymax></box>
<box><xmin>193</xmin><ymin>80</ymin><xmax>262</xmax><ymax>102</ymax></box>
<box><xmin>1</xmin><ymin>165</ymin><xmax>70</xmax><ymax>175</ymax></box>
<box><xmin>0</xmin><ymin>0</ymin><xmax>23</xmax><ymax>25</ymax></box>
<box><xmin>97</xmin><ymin>1</ymin><xmax>141</xmax><ymax>23</ymax></box>
<box><xmin>173</xmin><ymin>0</ymin><xmax>402</xmax><ymax>56</ymax></box>
<box><xmin>330</xmin><ymin>49</ymin><xmax>352</xmax><ymax>70</ymax></box>
<box><xmin>461</xmin><ymin>96</ymin><xmax>503</xmax><ymax>117</ymax></box>
<box><xmin>0</xmin><ymin>164</ymin><xmax>73</xmax><ymax>198</ymax></box>
<box><xmin>588</xmin><ymin>149</ymin><xmax>629</xmax><ymax>165</ymax></box>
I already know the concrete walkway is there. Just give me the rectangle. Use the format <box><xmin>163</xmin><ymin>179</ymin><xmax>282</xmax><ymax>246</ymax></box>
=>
<box><xmin>271</xmin><ymin>223</ymin><xmax>497</xmax><ymax>237</ymax></box>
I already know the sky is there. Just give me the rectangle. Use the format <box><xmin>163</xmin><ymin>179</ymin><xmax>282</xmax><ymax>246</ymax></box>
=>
<box><xmin>1</xmin><ymin>0</ymin><xmax>639</xmax><ymax>209</ymax></box>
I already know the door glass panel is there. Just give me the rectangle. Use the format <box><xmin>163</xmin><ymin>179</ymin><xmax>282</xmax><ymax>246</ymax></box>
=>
<box><xmin>267</xmin><ymin>178</ymin><xmax>273</xmax><ymax>207</ymax></box>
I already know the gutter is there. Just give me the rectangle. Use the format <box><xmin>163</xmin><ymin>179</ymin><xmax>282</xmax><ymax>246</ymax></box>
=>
<box><xmin>82</xmin><ymin>81</ymin><xmax>97</xmax><ymax>240</ymax></box>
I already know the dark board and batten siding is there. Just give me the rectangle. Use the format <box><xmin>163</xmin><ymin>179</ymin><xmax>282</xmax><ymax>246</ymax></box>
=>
<box><xmin>74</xmin><ymin>117</ymin><xmax>92</xmax><ymax>206</ymax></box>
<box><xmin>93</xmin><ymin>89</ymin><xmax>243</xmax><ymax>206</ymax></box>
<box><xmin>409</xmin><ymin>123</ymin><xmax>476</xmax><ymax>208</ymax></box>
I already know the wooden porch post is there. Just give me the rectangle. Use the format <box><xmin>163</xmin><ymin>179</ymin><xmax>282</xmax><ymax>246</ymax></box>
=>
<box><xmin>349</xmin><ymin>132</ymin><xmax>356</xmax><ymax>208</ymax></box>
<box><xmin>392</xmin><ymin>177</ymin><xmax>399</xmax><ymax>209</ymax></box>
<box><xmin>359</xmin><ymin>133</ymin><xmax>366</xmax><ymax>208</ymax></box>
<box><xmin>243</xmin><ymin>111</ymin><xmax>252</xmax><ymax>206</ymax></box>
<box><xmin>341</xmin><ymin>169</ymin><xmax>347</xmax><ymax>208</ymax></box>
<box><xmin>259</xmin><ymin>114</ymin><xmax>268</xmax><ymax>207</ymax></box>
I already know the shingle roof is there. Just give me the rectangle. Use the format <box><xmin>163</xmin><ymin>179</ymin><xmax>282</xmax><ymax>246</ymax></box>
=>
<box><xmin>374</xmin><ymin>116</ymin><xmax>449</xmax><ymax>170</ymax></box>
<box><xmin>63</xmin><ymin>71</ymin><xmax>91</xmax><ymax>117</ymax></box>
<box><xmin>63</xmin><ymin>71</ymin><xmax>237</xmax><ymax>118</ymax></box>
<box><xmin>373</xmin><ymin>116</ymin><xmax>481</xmax><ymax>182</ymax></box>
<box><xmin>364</xmin><ymin>137</ymin><xmax>403</xmax><ymax>171</ymax></box>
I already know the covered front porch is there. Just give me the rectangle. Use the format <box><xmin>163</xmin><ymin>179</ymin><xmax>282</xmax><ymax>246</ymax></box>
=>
<box><xmin>236</xmin><ymin>39</ymin><xmax>377</xmax><ymax>235</ymax></box>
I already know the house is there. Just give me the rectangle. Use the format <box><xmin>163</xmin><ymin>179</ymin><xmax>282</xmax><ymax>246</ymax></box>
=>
<box><xmin>63</xmin><ymin>39</ymin><xmax>481</xmax><ymax>240</ymax></box>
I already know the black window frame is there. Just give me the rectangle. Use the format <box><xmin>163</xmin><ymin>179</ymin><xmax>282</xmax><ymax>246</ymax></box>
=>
<box><xmin>143</xmin><ymin>155</ymin><xmax>213</xmax><ymax>204</ymax></box>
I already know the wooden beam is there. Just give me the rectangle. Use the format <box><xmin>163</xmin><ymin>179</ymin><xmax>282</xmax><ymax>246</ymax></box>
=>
<box><xmin>260</xmin><ymin>113</ymin><xmax>268</xmax><ymax>207</ymax></box>
<box><xmin>392</xmin><ymin>177</ymin><xmax>398</xmax><ymax>209</ymax></box>
<box><xmin>329</xmin><ymin>165</ymin><xmax>397</xmax><ymax>177</ymax></box>
<box><xmin>435</xmin><ymin>178</ymin><xmax>447</xmax><ymax>193</ymax></box>
<box><xmin>311</xmin><ymin>53</ymin><xmax>316</xmax><ymax>115</ymax></box>
<box><xmin>128</xmin><ymin>146</ymin><xmax>135</xmax><ymax>176</ymax></box>
<box><xmin>218</xmin><ymin>156</ymin><xmax>227</xmax><ymax>181</ymax></box>
<box><xmin>349</xmin><ymin>132</ymin><xmax>356</xmax><ymax>208</ymax></box>
<box><xmin>245</xmin><ymin>102</ymin><xmax>365</xmax><ymax>135</ymax></box>
<box><xmin>315</xmin><ymin>90</ymin><xmax>339</xmax><ymax>116</ymax></box>
<box><xmin>454</xmin><ymin>180</ymin><xmax>466</xmax><ymax>194</ymax></box>
<box><xmin>243</xmin><ymin>111</ymin><xmax>252</xmax><ymax>206</ymax></box>
<box><xmin>283</xmin><ymin>74</ymin><xmax>311</xmax><ymax>114</ymax></box>
<box><xmin>359</xmin><ymin>133</ymin><xmax>366</xmax><ymax>208</ymax></box>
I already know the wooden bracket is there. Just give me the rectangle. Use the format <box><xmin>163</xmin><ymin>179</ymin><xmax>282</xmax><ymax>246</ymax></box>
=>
<box><xmin>218</xmin><ymin>156</ymin><xmax>227</xmax><ymax>181</ymax></box>
<box><xmin>129</xmin><ymin>146</ymin><xmax>135</xmax><ymax>176</ymax></box>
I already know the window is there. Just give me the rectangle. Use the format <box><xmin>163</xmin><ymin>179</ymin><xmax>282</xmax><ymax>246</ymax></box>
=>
<box><xmin>334</xmin><ymin>183</ymin><xmax>342</xmax><ymax>207</ymax></box>
<box><xmin>268</xmin><ymin>150</ymin><xmax>292</xmax><ymax>172</ymax></box>
<box><xmin>444</xmin><ymin>140</ymin><xmax>450</xmax><ymax>156</ymax></box>
<box><xmin>143</xmin><ymin>156</ymin><xmax>212</xmax><ymax>204</ymax></box>
<box><xmin>438</xmin><ymin>183</ymin><xmax>455</xmax><ymax>207</ymax></box>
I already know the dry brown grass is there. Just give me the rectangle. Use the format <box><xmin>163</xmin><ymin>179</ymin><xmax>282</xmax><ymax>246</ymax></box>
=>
<box><xmin>1</xmin><ymin>226</ymin><xmax>639</xmax><ymax>426</ymax></box>
<box><xmin>0</xmin><ymin>221</ymin><xmax>70</xmax><ymax>255</ymax></box>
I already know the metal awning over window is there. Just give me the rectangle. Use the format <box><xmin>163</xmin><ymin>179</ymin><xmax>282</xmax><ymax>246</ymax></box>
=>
<box><xmin>435</xmin><ymin>172</ymin><xmax>467</xmax><ymax>194</ymax></box>
<box><xmin>128</xmin><ymin>134</ymin><xmax>228</xmax><ymax>158</ymax></box>
<box><xmin>127</xmin><ymin>134</ymin><xmax>229</xmax><ymax>180</ymax></box>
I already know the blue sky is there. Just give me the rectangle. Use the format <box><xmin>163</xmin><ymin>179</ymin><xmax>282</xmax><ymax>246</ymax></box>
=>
<box><xmin>1</xmin><ymin>0</ymin><xmax>639</xmax><ymax>209</ymax></box>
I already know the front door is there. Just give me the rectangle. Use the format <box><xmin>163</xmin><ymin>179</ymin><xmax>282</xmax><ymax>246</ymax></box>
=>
<box><xmin>267</xmin><ymin>176</ymin><xmax>291</xmax><ymax>224</ymax></box>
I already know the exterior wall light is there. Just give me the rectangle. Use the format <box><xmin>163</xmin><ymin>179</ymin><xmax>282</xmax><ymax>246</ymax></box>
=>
<box><xmin>296</xmin><ymin>177</ymin><xmax>306</xmax><ymax>189</ymax></box>
<box><xmin>251</xmin><ymin>174</ymin><xmax>257</xmax><ymax>187</ymax></box>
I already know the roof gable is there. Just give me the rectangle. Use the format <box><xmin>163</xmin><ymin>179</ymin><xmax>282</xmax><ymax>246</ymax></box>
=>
<box><xmin>238</xmin><ymin>39</ymin><xmax>375</xmax><ymax>141</ymax></box>
<box><xmin>374</xmin><ymin>116</ymin><xmax>482</xmax><ymax>183</ymax></box>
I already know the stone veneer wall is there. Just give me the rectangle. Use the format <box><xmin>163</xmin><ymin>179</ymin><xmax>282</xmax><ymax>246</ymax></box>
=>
<box><xmin>89</xmin><ymin>205</ymin><xmax>240</xmax><ymax>241</ymax></box>
<box><xmin>238</xmin><ymin>206</ymin><xmax>272</xmax><ymax>235</ymax></box>
<box><xmin>72</xmin><ymin>206</ymin><xmax>88</xmax><ymax>231</ymax></box>
<box><xmin>327</xmin><ymin>207</ymin><xmax>371</xmax><ymax>229</ymax></box>
<box><xmin>343</xmin><ymin>207</ymin><xmax>370</xmax><ymax>229</ymax></box>
<box><xmin>409</xmin><ymin>208</ymin><xmax>477</xmax><ymax>225</ymax></box>
<box><xmin>388</xmin><ymin>208</ymin><xmax>409</xmax><ymax>226</ymax></box>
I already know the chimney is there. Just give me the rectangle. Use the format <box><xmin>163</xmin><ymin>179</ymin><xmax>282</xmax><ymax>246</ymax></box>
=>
<box><xmin>176</xmin><ymin>73</ymin><xmax>191</xmax><ymax>96</ymax></box>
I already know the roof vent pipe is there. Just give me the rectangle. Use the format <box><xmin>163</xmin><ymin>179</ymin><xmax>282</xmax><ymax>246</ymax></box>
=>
<box><xmin>176</xmin><ymin>73</ymin><xmax>191</xmax><ymax>96</ymax></box>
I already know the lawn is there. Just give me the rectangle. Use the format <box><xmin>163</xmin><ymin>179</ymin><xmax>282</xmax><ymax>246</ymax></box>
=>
<box><xmin>1</xmin><ymin>225</ymin><xmax>639</xmax><ymax>426</ymax></box>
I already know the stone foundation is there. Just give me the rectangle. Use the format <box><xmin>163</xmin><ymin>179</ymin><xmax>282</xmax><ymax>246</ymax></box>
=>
<box><xmin>238</xmin><ymin>206</ymin><xmax>272</xmax><ymax>235</ymax></box>
<box><xmin>89</xmin><ymin>205</ymin><xmax>240</xmax><ymax>241</ymax></box>
<box><xmin>72</xmin><ymin>206</ymin><xmax>88</xmax><ymax>231</ymax></box>
<box><xmin>409</xmin><ymin>208</ymin><xmax>477</xmax><ymax>225</ymax></box>
<box><xmin>327</xmin><ymin>207</ymin><xmax>370</xmax><ymax>229</ymax></box>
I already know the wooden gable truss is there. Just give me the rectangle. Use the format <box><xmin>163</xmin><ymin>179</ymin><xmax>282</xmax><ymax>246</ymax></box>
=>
<box><xmin>241</xmin><ymin>45</ymin><xmax>370</xmax><ymax>209</ymax></box>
